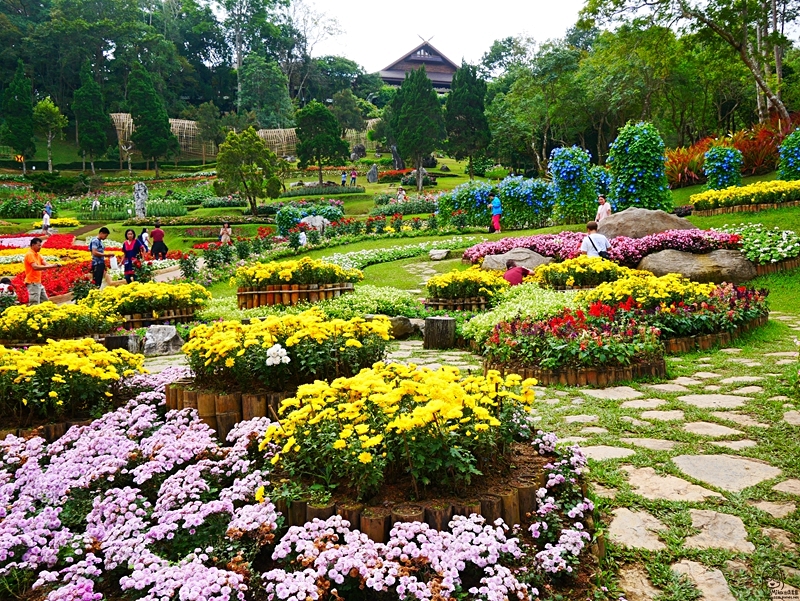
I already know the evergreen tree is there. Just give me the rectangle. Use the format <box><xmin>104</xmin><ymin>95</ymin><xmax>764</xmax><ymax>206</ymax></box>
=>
<box><xmin>445</xmin><ymin>62</ymin><xmax>491</xmax><ymax>179</ymax></box>
<box><xmin>239</xmin><ymin>54</ymin><xmax>294</xmax><ymax>129</ymax></box>
<box><xmin>330</xmin><ymin>89</ymin><xmax>365</xmax><ymax>137</ymax></box>
<box><xmin>195</xmin><ymin>101</ymin><xmax>225</xmax><ymax>164</ymax></box>
<box><xmin>389</xmin><ymin>66</ymin><xmax>445</xmax><ymax>191</ymax></box>
<box><xmin>295</xmin><ymin>100</ymin><xmax>349</xmax><ymax>186</ymax></box>
<box><xmin>215</xmin><ymin>127</ymin><xmax>281</xmax><ymax>215</ymax></box>
<box><xmin>1</xmin><ymin>60</ymin><xmax>36</xmax><ymax>174</ymax></box>
<box><xmin>33</xmin><ymin>97</ymin><xmax>69</xmax><ymax>173</ymax></box>
<box><xmin>72</xmin><ymin>62</ymin><xmax>111</xmax><ymax>175</ymax></box>
<box><xmin>129</xmin><ymin>63</ymin><xmax>179</xmax><ymax>176</ymax></box>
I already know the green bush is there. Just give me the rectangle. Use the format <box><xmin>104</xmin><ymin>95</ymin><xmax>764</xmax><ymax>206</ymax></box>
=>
<box><xmin>201</xmin><ymin>196</ymin><xmax>248</xmax><ymax>208</ymax></box>
<box><xmin>607</xmin><ymin>121</ymin><xmax>672</xmax><ymax>212</ymax></box>
<box><xmin>778</xmin><ymin>128</ymin><xmax>800</xmax><ymax>181</ymax></box>
<box><xmin>369</xmin><ymin>196</ymin><xmax>437</xmax><ymax>216</ymax></box>
<box><xmin>549</xmin><ymin>146</ymin><xmax>596</xmax><ymax>224</ymax></box>
<box><xmin>703</xmin><ymin>146</ymin><xmax>743</xmax><ymax>190</ymax></box>
<box><xmin>437</xmin><ymin>180</ymin><xmax>493</xmax><ymax>226</ymax></box>
<box><xmin>146</xmin><ymin>200</ymin><xmax>188</xmax><ymax>217</ymax></box>
<box><xmin>278</xmin><ymin>185</ymin><xmax>364</xmax><ymax>198</ymax></box>
<box><xmin>25</xmin><ymin>172</ymin><xmax>92</xmax><ymax>195</ymax></box>
<box><xmin>465</xmin><ymin>155</ymin><xmax>494</xmax><ymax>177</ymax></box>
<box><xmin>0</xmin><ymin>195</ymin><xmax>48</xmax><ymax>218</ymax></box>
<box><xmin>400</xmin><ymin>173</ymin><xmax>437</xmax><ymax>187</ymax></box>
<box><xmin>590</xmin><ymin>165</ymin><xmax>611</xmax><ymax>197</ymax></box>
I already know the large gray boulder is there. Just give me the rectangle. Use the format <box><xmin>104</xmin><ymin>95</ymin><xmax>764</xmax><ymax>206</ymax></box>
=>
<box><xmin>389</xmin><ymin>316</ymin><xmax>416</xmax><ymax>339</ymax></box>
<box><xmin>300</xmin><ymin>215</ymin><xmax>330</xmax><ymax>232</ymax></box>
<box><xmin>637</xmin><ymin>249</ymin><xmax>757</xmax><ymax>283</ymax></box>
<box><xmin>598</xmin><ymin>207</ymin><xmax>696</xmax><ymax>239</ymax></box>
<box><xmin>481</xmin><ymin>247</ymin><xmax>553</xmax><ymax>271</ymax></box>
<box><xmin>143</xmin><ymin>325</ymin><xmax>184</xmax><ymax>356</ymax></box>
<box><xmin>429</xmin><ymin>249</ymin><xmax>450</xmax><ymax>261</ymax></box>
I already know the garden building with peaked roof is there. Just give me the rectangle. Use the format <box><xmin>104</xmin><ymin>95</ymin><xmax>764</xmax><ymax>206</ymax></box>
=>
<box><xmin>379</xmin><ymin>41</ymin><xmax>458</xmax><ymax>90</ymax></box>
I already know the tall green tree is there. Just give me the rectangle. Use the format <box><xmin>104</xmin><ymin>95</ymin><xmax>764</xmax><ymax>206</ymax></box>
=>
<box><xmin>33</xmin><ymin>97</ymin><xmax>68</xmax><ymax>173</ymax></box>
<box><xmin>239</xmin><ymin>54</ymin><xmax>294</xmax><ymax>129</ymax></box>
<box><xmin>445</xmin><ymin>62</ymin><xmax>491</xmax><ymax>179</ymax></box>
<box><xmin>194</xmin><ymin>101</ymin><xmax>225</xmax><ymax>164</ymax></box>
<box><xmin>1</xmin><ymin>60</ymin><xmax>36</xmax><ymax>174</ymax></box>
<box><xmin>72</xmin><ymin>62</ymin><xmax>111</xmax><ymax>175</ymax></box>
<box><xmin>215</xmin><ymin>126</ymin><xmax>281</xmax><ymax>215</ymax></box>
<box><xmin>389</xmin><ymin>66</ymin><xmax>445</xmax><ymax>191</ymax></box>
<box><xmin>295</xmin><ymin>100</ymin><xmax>348</xmax><ymax>186</ymax></box>
<box><xmin>128</xmin><ymin>63</ymin><xmax>179</xmax><ymax>176</ymax></box>
<box><xmin>330</xmin><ymin>89</ymin><xmax>365</xmax><ymax>137</ymax></box>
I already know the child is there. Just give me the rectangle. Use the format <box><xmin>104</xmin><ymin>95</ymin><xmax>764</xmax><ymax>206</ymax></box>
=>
<box><xmin>0</xmin><ymin>277</ymin><xmax>16</xmax><ymax>297</ymax></box>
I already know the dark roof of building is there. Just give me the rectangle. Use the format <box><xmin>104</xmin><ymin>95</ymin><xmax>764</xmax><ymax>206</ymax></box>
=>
<box><xmin>379</xmin><ymin>41</ymin><xmax>459</xmax><ymax>89</ymax></box>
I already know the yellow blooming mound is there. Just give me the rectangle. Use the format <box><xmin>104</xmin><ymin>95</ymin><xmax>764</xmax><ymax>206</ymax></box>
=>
<box><xmin>182</xmin><ymin>308</ymin><xmax>391</xmax><ymax>392</ymax></box>
<box><xmin>235</xmin><ymin>257</ymin><xmax>363</xmax><ymax>288</ymax></box>
<box><xmin>0</xmin><ymin>338</ymin><xmax>144</xmax><ymax>424</ymax></box>
<box><xmin>531</xmin><ymin>256</ymin><xmax>648</xmax><ymax>289</ymax></box>
<box><xmin>32</xmin><ymin>218</ymin><xmax>82</xmax><ymax>228</ymax></box>
<box><xmin>576</xmin><ymin>273</ymin><xmax>716</xmax><ymax>309</ymax></box>
<box><xmin>79</xmin><ymin>281</ymin><xmax>211</xmax><ymax>316</ymax></box>
<box><xmin>690</xmin><ymin>179</ymin><xmax>800</xmax><ymax>210</ymax></box>
<box><xmin>0</xmin><ymin>302</ymin><xmax>123</xmax><ymax>341</ymax></box>
<box><xmin>425</xmin><ymin>266</ymin><xmax>509</xmax><ymax>300</ymax></box>
<box><xmin>261</xmin><ymin>363</ymin><xmax>537</xmax><ymax>499</ymax></box>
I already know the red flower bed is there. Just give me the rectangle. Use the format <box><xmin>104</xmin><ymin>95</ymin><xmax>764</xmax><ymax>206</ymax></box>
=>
<box><xmin>42</xmin><ymin>234</ymin><xmax>76</xmax><ymax>249</ymax></box>
<box><xmin>378</xmin><ymin>169</ymin><xmax>413</xmax><ymax>183</ymax></box>
<box><xmin>10</xmin><ymin>261</ymin><xmax>91</xmax><ymax>303</ymax></box>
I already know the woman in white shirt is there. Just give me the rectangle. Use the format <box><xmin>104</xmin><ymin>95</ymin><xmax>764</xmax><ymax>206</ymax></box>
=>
<box><xmin>595</xmin><ymin>195</ymin><xmax>612</xmax><ymax>222</ymax></box>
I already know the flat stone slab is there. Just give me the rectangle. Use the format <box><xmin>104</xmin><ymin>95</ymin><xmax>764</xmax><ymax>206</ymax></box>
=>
<box><xmin>558</xmin><ymin>436</ymin><xmax>588</xmax><ymax>444</ymax></box>
<box><xmin>693</xmin><ymin>371</ymin><xmax>722</xmax><ymax>379</ymax></box>
<box><xmin>672</xmin><ymin>376</ymin><xmax>702</xmax><ymax>386</ymax></box>
<box><xmin>773</xmin><ymin>479</ymin><xmax>800</xmax><ymax>496</ymax></box>
<box><xmin>620</xmin><ymin>437</ymin><xmax>677</xmax><ymax>451</ymax></box>
<box><xmin>641</xmin><ymin>410</ymin><xmax>685</xmax><ymax>421</ymax></box>
<box><xmin>710</xmin><ymin>440</ymin><xmax>758</xmax><ymax>450</ymax></box>
<box><xmin>770</xmin><ymin>395</ymin><xmax>791</xmax><ymax>401</ymax></box>
<box><xmin>730</xmin><ymin>386</ymin><xmax>763</xmax><ymax>395</ymax></box>
<box><xmin>621</xmin><ymin>465</ymin><xmax>723</xmax><ymax>501</ymax></box>
<box><xmin>762</xmin><ymin>527</ymin><xmax>797</xmax><ymax>550</ymax></box>
<box><xmin>783</xmin><ymin>410</ymin><xmax>800</xmax><ymax>426</ymax></box>
<box><xmin>677</xmin><ymin>394</ymin><xmax>749</xmax><ymax>409</ymax></box>
<box><xmin>648</xmin><ymin>383</ymin><xmax>690</xmax><ymax>393</ymax></box>
<box><xmin>684</xmin><ymin>421</ymin><xmax>744</xmax><ymax>437</ymax></box>
<box><xmin>703</xmin><ymin>385</ymin><xmax>722</xmax><ymax>391</ymax></box>
<box><xmin>618</xmin><ymin>566</ymin><xmax>663</xmax><ymax>601</ymax></box>
<box><xmin>592</xmin><ymin>484</ymin><xmax>617</xmax><ymax>498</ymax></box>
<box><xmin>581</xmin><ymin>445</ymin><xmax>636</xmax><ymax>461</ymax></box>
<box><xmin>579</xmin><ymin>426</ymin><xmax>608</xmax><ymax>434</ymax></box>
<box><xmin>581</xmin><ymin>386</ymin><xmax>643</xmax><ymax>400</ymax></box>
<box><xmin>621</xmin><ymin>398</ymin><xmax>666</xmax><ymax>409</ymax></box>
<box><xmin>672</xmin><ymin>454</ymin><xmax>782</xmax><ymax>492</ymax></box>
<box><xmin>710</xmin><ymin>411</ymin><xmax>769</xmax><ymax>427</ymax></box>
<box><xmin>720</xmin><ymin>375</ymin><xmax>763</xmax><ymax>384</ymax></box>
<box><xmin>765</xmin><ymin>351</ymin><xmax>798</xmax><ymax>357</ymax></box>
<box><xmin>608</xmin><ymin>508</ymin><xmax>666</xmax><ymax>550</ymax></box>
<box><xmin>748</xmin><ymin>500</ymin><xmax>796</xmax><ymax>518</ymax></box>
<box><xmin>564</xmin><ymin>414</ymin><xmax>599</xmax><ymax>424</ymax></box>
<box><xmin>720</xmin><ymin>348</ymin><xmax>743</xmax><ymax>353</ymax></box>
<box><xmin>777</xmin><ymin>358</ymin><xmax>797</xmax><ymax>365</ymax></box>
<box><xmin>685</xmin><ymin>509</ymin><xmax>755</xmax><ymax>553</ymax></box>
<box><xmin>621</xmin><ymin>416</ymin><xmax>651</xmax><ymax>427</ymax></box>
<box><xmin>672</xmin><ymin>560</ymin><xmax>737</xmax><ymax>601</ymax></box>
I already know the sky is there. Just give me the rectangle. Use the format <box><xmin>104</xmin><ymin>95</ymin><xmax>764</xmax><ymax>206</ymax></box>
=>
<box><xmin>311</xmin><ymin>0</ymin><xmax>586</xmax><ymax>73</ymax></box>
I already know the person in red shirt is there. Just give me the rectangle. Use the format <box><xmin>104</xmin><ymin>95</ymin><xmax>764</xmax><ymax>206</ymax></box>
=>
<box><xmin>503</xmin><ymin>260</ymin><xmax>531</xmax><ymax>286</ymax></box>
<box><xmin>150</xmin><ymin>221</ymin><xmax>168</xmax><ymax>259</ymax></box>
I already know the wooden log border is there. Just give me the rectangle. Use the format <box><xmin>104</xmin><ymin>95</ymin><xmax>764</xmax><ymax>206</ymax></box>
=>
<box><xmin>0</xmin><ymin>334</ymin><xmax>106</xmax><ymax>348</ymax></box>
<box><xmin>661</xmin><ymin>314</ymin><xmax>769</xmax><ymax>354</ymax></box>
<box><xmin>483</xmin><ymin>357</ymin><xmax>668</xmax><ymax>388</ymax></box>
<box><xmin>236</xmin><ymin>282</ymin><xmax>355</xmax><ymax>309</ymax></box>
<box><xmin>691</xmin><ymin>199</ymin><xmax>800</xmax><ymax>217</ymax></box>
<box><xmin>422</xmin><ymin>297</ymin><xmax>488</xmax><ymax>312</ymax></box>
<box><xmin>753</xmin><ymin>257</ymin><xmax>800</xmax><ymax>277</ymax></box>
<box><xmin>121</xmin><ymin>308</ymin><xmax>197</xmax><ymax>329</ymax></box>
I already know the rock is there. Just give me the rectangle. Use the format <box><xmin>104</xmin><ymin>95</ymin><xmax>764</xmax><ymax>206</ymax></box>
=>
<box><xmin>143</xmin><ymin>325</ymin><xmax>183</xmax><ymax>356</ymax></box>
<box><xmin>618</xmin><ymin>566</ymin><xmax>663</xmax><ymax>601</ymax></box>
<box><xmin>597</xmin><ymin>207</ymin><xmax>696</xmax><ymax>239</ymax></box>
<box><xmin>592</xmin><ymin>484</ymin><xmax>617</xmax><ymax>499</ymax></box>
<box><xmin>692</xmin><ymin>371</ymin><xmax>722</xmax><ymax>379</ymax></box>
<box><xmin>672</xmin><ymin>454</ymin><xmax>782</xmax><ymax>492</ymax></box>
<box><xmin>621</xmin><ymin>416</ymin><xmax>651</xmax><ymax>427</ymax></box>
<box><xmin>389</xmin><ymin>316</ymin><xmax>416</xmax><ymax>339</ymax></box>
<box><xmin>134</xmin><ymin>182</ymin><xmax>148</xmax><ymax>218</ymax></box>
<box><xmin>620</xmin><ymin>437</ymin><xmax>677</xmax><ymax>451</ymax></box>
<box><xmin>428</xmin><ymin>249</ymin><xmax>450</xmax><ymax>261</ymax></box>
<box><xmin>773</xmin><ymin>479</ymin><xmax>800</xmax><ymax>496</ymax></box>
<box><xmin>621</xmin><ymin>465</ymin><xmax>723</xmax><ymax>501</ymax></box>
<box><xmin>299</xmin><ymin>215</ymin><xmax>330</xmax><ymax>232</ymax></box>
<box><xmin>710</xmin><ymin>440</ymin><xmax>758</xmax><ymax>450</ymax></box>
<box><xmin>558</xmin><ymin>436</ymin><xmax>588</xmax><ymax>444</ymax></box>
<box><xmin>683</xmin><ymin>422</ymin><xmax>744</xmax><ymax>437</ymax></box>
<box><xmin>783</xmin><ymin>410</ymin><xmax>800</xmax><ymax>426</ymax></box>
<box><xmin>621</xmin><ymin>399</ymin><xmax>666</xmax><ymax>409</ymax></box>
<box><xmin>564</xmin><ymin>414</ymin><xmax>598</xmax><ymax>424</ymax></box>
<box><xmin>641</xmin><ymin>410</ymin><xmax>685</xmax><ymax>421</ymax></box>
<box><xmin>579</xmin><ymin>426</ymin><xmax>608</xmax><ymax>434</ymax></box>
<box><xmin>367</xmin><ymin>164</ymin><xmax>378</xmax><ymax>183</ymax></box>
<box><xmin>766</xmin><ymin>351</ymin><xmax>799</xmax><ymax>357</ymax></box>
<box><xmin>710</xmin><ymin>412</ymin><xmax>768</xmax><ymax>427</ymax></box>
<box><xmin>581</xmin><ymin>445</ymin><xmax>635</xmax><ymax>460</ymax></box>
<box><xmin>480</xmin><ymin>248</ymin><xmax>553</xmax><ymax>271</ymax></box>
<box><xmin>409</xmin><ymin>318</ymin><xmax>425</xmax><ymax>335</ymax></box>
<box><xmin>637</xmin><ymin>249</ymin><xmax>757</xmax><ymax>284</ymax></box>
<box><xmin>439</xmin><ymin>164</ymin><xmax>450</xmax><ymax>172</ymax></box>
<box><xmin>748</xmin><ymin>500</ymin><xmax>796</xmax><ymax>518</ymax></box>
<box><xmin>671</xmin><ymin>560</ymin><xmax>737</xmax><ymax>601</ymax></box>
<box><xmin>762</xmin><ymin>527</ymin><xmax>797</xmax><ymax>550</ymax></box>
<box><xmin>608</xmin><ymin>508</ymin><xmax>667</xmax><ymax>550</ymax></box>
<box><xmin>648</xmin><ymin>383</ymin><xmax>690</xmax><ymax>393</ymax></box>
<box><xmin>720</xmin><ymin>375</ymin><xmax>763</xmax><ymax>384</ymax></box>
<box><xmin>672</xmin><ymin>376</ymin><xmax>701</xmax><ymax>386</ymax></box>
<box><xmin>677</xmin><ymin>394</ymin><xmax>748</xmax><ymax>409</ymax></box>
<box><xmin>581</xmin><ymin>386</ymin><xmax>643</xmax><ymax>400</ymax></box>
<box><xmin>103</xmin><ymin>334</ymin><xmax>141</xmax><ymax>353</ymax></box>
<box><xmin>730</xmin><ymin>386</ymin><xmax>763</xmax><ymax>395</ymax></box>
<box><xmin>684</xmin><ymin>509</ymin><xmax>755</xmax><ymax>553</ymax></box>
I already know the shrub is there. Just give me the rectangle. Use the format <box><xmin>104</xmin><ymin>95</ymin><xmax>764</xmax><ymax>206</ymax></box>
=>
<box><xmin>0</xmin><ymin>302</ymin><xmax>122</xmax><ymax>341</ymax></box>
<box><xmin>78</xmin><ymin>282</ymin><xmax>211</xmax><ymax>316</ymax></box>
<box><xmin>178</xmin><ymin>252</ymin><xmax>199</xmax><ymax>278</ymax></box>
<box><xmin>549</xmin><ymin>146</ymin><xmax>596</xmax><ymax>224</ymax></box>
<box><xmin>437</xmin><ymin>180</ymin><xmax>493</xmax><ymax>226</ymax></box>
<box><xmin>690</xmin><ymin>179</ymin><xmax>800</xmax><ymax>210</ymax></box>
<box><xmin>484</xmin><ymin>167</ymin><xmax>509</xmax><ymax>179</ymax></box>
<box><xmin>368</xmin><ymin>194</ymin><xmax>437</xmax><ymax>216</ymax></box>
<box><xmin>531</xmin><ymin>256</ymin><xmax>643</xmax><ymax>288</ymax></box>
<box><xmin>25</xmin><ymin>172</ymin><xmax>91</xmax><ymax>195</ymax></box>
<box><xmin>778</xmin><ymin>128</ymin><xmax>800</xmax><ymax>181</ymax></box>
<box><xmin>703</xmin><ymin>146</ymin><xmax>743</xmax><ymax>190</ymax></box>
<box><xmin>665</xmin><ymin>142</ymin><xmax>709</xmax><ymax>188</ymax></box>
<box><xmin>275</xmin><ymin>203</ymin><xmax>345</xmax><ymax>235</ymax></box>
<box><xmin>201</xmin><ymin>195</ymin><xmax>248</xmax><ymax>208</ymax></box>
<box><xmin>203</xmin><ymin>241</ymin><xmax>235</xmax><ymax>268</ymax></box>
<box><xmin>278</xmin><ymin>185</ymin><xmax>364</xmax><ymax>198</ymax></box>
<box><xmin>607</xmin><ymin>121</ymin><xmax>672</xmax><ymax>212</ymax></box>
<box><xmin>465</xmin><ymin>154</ymin><xmax>494</xmax><ymax>176</ymax></box>
<box><xmin>234</xmin><ymin>257</ymin><xmax>363</xmax><ymax>287</ymax></box>
<box><xmin>145</xmin><ymin>199</ymin><xmax>188</xmax><ymax>217</ymax></box>
<box><xmin>497</xmin><ymin>176</ymin><xmax>554</xmax><ymax>229</ymax></box>
<box><xmin>425</xmin><ymin>267</ymin><xmax>509</xmax><ymax>300</ymax></box>
<box><xmin>0</xmin><ymin>194</ymin><xmax>49</xmax><ymax>218</ymax></box>
<box><xmin>373</xmin><ymin>193</ymin><xmax>394</xmax><ymax>205</ymax></box>
<box><xmin>377</xmin><ymin>169</ymin><xmax>412</xmax><ymax>183</ymax></box>
<box><xmin>400</xmin><ymin>173</ymin><xmax>437</xmax><ymax>187</ymax></box>
<box><xmin>590</xmin><ymin>164</ymin><xmax>611</xmax><ymax>196</ymax></box>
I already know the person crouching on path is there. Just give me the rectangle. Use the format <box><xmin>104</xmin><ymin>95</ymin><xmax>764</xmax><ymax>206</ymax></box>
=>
<box><xmin>122</xmin><ymin>228</ymin><xmax>144</xmax><ymax>284</ymax></box>
<box><xmin>503</xmin><ymin>260</ymin><xmax>531</xmax><ymax>285</ymax></box>
<box><xmin>24</xmin><ymin>237</ymin><xmax>60</xmax><ymax>305</ymax></box>
<box><xmin>488</xmin><ymin>191</ymin><xmax>502</xmax><ymax>233</ymax></box>
<box><xmin>89</xmin><ymin>227</ymin><xmax>110</xmax><ymax>286</ymax></box>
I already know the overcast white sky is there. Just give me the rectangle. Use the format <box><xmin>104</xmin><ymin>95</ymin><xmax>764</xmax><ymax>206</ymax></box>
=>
<box><xmin>312</xmin><ymin>0</ymin><xmax>586</xmax><ymax>73</ymax></box>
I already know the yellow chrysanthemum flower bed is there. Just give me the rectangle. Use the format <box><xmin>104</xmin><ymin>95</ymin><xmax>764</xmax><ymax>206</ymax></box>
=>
<box><xmin>425</xmin><ymin>266</ymin><xmax>509</xmax><ymax>300</ymax></box>
<box><xmin>576</xmin><ymin>273</ymin><xmax>716</xmax><ymax>309</ymax></box>
<box><xmin>79</xmin><ymin>281</ymin><xmax>211</xmax><ymax>316</ymax></box>
<box><xmin>32</xmin><ymin>218</ymin><xmax>83</xmax><ymax>228</ymax></box>
<box><xmin>261</xmin><ymin>364</ymin><xmax>536</xmax><ymax>499</ymax></box>
<box><xmin>0</xmin><ymin>338</ymin><xmax>144</xmax><ymax>424</ymax></box>
<box><xmin>0</xmin><ymin>302</ymin><xmax>123</xmax><ymax>341</ymax></box>
<box><xmin>235</xmin><ymin>257</ymin><xmax>363</xmax><ymax>288</ymax></box>
<box><xmin>690</xmin><ymin>179</ymin><xmax>800</xmax><ymax>210</ymax></box>
<box><xmin>530</xmin><ymin>256</ymin><xmax>648</xmax><ymax>289</ymax></box>
<box><xmin>183</xmin><ymin>308</ymin><xmax>392</xmax><ymax>392</ymax></box>
<box><xmin>0</xmin><ymin>248</ymin><xmax>123</xmax><ymax>276</ymax></box>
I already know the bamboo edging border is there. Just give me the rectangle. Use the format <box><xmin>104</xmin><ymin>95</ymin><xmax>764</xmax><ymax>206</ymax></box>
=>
<box><xmin>662</xmin><ymin>314</ymin><xmax>769</xmax><ymax>353</ymax></box>
<box><xmin>754</xmin><ymin>256</ymin><xmax>800</xmax><ymax>277</ymax></box>
<box><xmin>236</xmin><ymin>282</ymin><xmax>355</xmax><ymax>309</ymax></box>
<box><xmin>691</xmin><ymin>199</ymin><xmax>800</xmax><ymax>217</ymax></box>
<box><xmin>121</xmin><ymin>308</ymin><xmax>196</xmax><ymax>329</ymax></box>
<box><xmin>423</xmin><ymin>297</ymin><xmax>488</xmax><ymax>312</ymax></box>
<box><xmin>483</xmin><ymin>357</ymin><xmax>668</xmax><ymax>388</ymax></box>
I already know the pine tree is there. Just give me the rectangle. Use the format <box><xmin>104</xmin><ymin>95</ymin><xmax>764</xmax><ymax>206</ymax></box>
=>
<box><xmin>33</xmin><ymin>97</ymin><xmax>68</xmax><ymax>173</ymax></box>
<box><xmin>128</xmin><ymin>63</ymin><xmax>179</xmax><ymax>176</ymax></box>
<box><xmin>1</xmin><ymin>60</ymin><xmax>36</xmax><ymax>174</ymax></box>
<box><xmin>445</xmin><ymin>62</ymin><xmax>490</xmax><ymax>180</ymax></box>
<box><xmin>72</xmin><ymin>62</ymin><xmax>111</xmax><ymax>175</ymax></box>
<box><xmin>295</xmin><ymin>100</ymin><xmax>349</xmax><ymax>186</ymax></box>
<box><xmin>389</xmin><ymin>66</ymin><xmax>445</xmax><ymax>191</ymax></box>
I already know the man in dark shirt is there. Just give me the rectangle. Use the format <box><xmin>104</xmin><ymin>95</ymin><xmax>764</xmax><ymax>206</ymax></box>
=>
<box><xmin>503</xmin><ymin>260</ymin><xmax>531</xmax><ymax>285</ymax></box>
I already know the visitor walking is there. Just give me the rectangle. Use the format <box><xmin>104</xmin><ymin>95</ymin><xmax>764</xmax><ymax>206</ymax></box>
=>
<box><xmin>503</xmin><ymin>260</ymin><xmax>531</xmax><ymax>286</ymax></box>
<box><xmin>89</xmin><ymin>227</ymin><xmax>110</xmax><ymax>286</ymax></box>
<box><xmin>219</xmin><ymin>222</ymin><xmax>233</xmax><ymax>245</ymax></box>
<box><xmin>24</xmin><ymin>237</ymin><xmax>60</xmax><ymax>305</ymax></box>
<box><xmin>138</xmin><ymin>228</ymin><xmax>150</xmax><ymax>253</ymax></box>
<box><xmin>595</xmin><ymin>195</ymin><xmax>612</xmax><ymax>222</ymax></box>
<box><xmin>488</xmin><ymin>192</ymin><xmax>502</xmax><ymax>233</ymax></box>
<box><xmin>150</xmin><ymin>222</ymin><xmax>168</xmax><ymax>259</ymax></box>
<box><xmin>350</xmin><ymin>169</ymin><xmax>357</xmax><ymax>187</ymax></box>
<box><xmin>41</xmin><ymin>209</ymin><xmax>51</xmax><ymax>235</ymax></box>
<box><xmin>44</xmin><ymin>200</ymin><xmax>53</xmax><ymax>217</ymax></box>
<box><xmin>122</xmin><ymin>229</ymin><xmax>144</xmax><ymax>284</ymax></box>
<box><xmin>580</xmin><ymin>221</ymin><xmax>611</xmax><ymax>258</ymax></box>
<box><xmin>341</xmin><ymin>170</ymin><xmax>347</xmax><ymax>186</ymax></box>
<box><xmin>91</xmin><ymin>197</ymin><xmax>101</xmax><ymax>216</ymax></box>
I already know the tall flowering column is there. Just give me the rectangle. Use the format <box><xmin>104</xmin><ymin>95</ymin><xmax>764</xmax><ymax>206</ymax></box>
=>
<box><xmin>608</xmin><ymin>121</ymin><xmax>672</xmax><ymax>212</ymax></box>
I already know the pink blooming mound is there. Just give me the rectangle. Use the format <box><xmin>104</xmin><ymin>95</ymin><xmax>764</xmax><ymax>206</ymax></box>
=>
<box><xmin>463</xmin><ymin>229</ymin><xmax>741</xmax><ymax>267</ymax></box>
